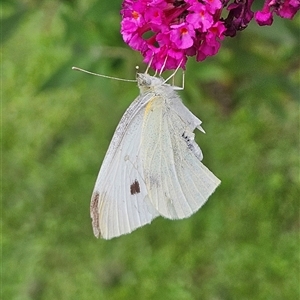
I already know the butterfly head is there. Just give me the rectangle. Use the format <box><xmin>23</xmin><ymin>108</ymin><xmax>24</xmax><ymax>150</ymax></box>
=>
<box><xmin>136</xmin><ymin>73</ymin><xmax>164</xmax><ymax>93</ymax></box>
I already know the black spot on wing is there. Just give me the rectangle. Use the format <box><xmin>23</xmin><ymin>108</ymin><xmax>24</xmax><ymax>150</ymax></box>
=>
<box><xmin>90</xmin><ymin>192</ymin><xmax>101</xmax><ymax>238</ymax></box>
<box><xmin>181</xmin><ymin>131</ymin><xmax>202</xmax><ymax>160</ymax></box>
<box><xmin>130</xmin><ymin>180</ymin><xmax>140</xmax><ymax>195</ymax></box>
<box><xmin>182</xmin><ymin>132</ymin><xmax>190</xmax><ymax>143</ymax></box>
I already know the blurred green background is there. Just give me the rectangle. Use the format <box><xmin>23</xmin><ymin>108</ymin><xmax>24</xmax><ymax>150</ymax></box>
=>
<box><xmin>2</xmin><ymin>0</ymin><xmax>300</xmax><ymax>299</ymax></box>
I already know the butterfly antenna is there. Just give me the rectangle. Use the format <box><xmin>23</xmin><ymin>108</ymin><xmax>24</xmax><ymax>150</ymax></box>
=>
<box><xmin>145</xmin><ymin>55</ymin><xmax>154</xmax><ymax>74</ymax></box>
<box><xmin>135</xmin><ymin>65</ymin><xmax>140</xmax><ymax>75</ymax></box>
<box><xmin>72</xmin><ymin>66</ymin><xmax>137</xmax><ymax>82</ymax></box>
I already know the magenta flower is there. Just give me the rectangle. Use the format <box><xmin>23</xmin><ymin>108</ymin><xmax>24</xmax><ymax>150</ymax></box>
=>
<box><xmin>120</xmin><ymin>0</ymin><xmax>299</xmax><ymax>71</ymax></box>
<box><xmin>187</xmin><ymin>3</ymin><xmax>214</xmax><ymax>29</ymax></box>
<box><xmin>170</xmin><ymin>23</ymin><xmax>195</xmax><ymax>49</ymax></box>
<box><xmin>255</xmin><ymin>0</ymin><xmax>300</xmax><ymax>23</ymax></box>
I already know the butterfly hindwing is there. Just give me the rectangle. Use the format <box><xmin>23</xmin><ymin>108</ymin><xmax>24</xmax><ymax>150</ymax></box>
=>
<box><xmin>141</xmin><ymin>89</ymin><xmax>220</xmax><ymax>219</ymax></box>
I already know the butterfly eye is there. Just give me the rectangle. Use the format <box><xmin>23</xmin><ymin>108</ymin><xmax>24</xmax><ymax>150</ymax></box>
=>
<box><xmin>137</xmin><ymin>74</ymin><xmax>152</xmax><ymax>88</ymax></box>
<box><xmin>143</xmin><ymin>78</ymin><xmax>151</xmax><ymax>86</ymax></box>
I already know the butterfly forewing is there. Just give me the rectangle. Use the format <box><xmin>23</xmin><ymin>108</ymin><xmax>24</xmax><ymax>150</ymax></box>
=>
<box><xmin>91</xmin><ymin>93</ymin><xmax>159</xmax><ymax>239</ymax></box>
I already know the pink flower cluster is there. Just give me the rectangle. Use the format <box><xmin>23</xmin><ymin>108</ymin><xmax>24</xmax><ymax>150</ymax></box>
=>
<box><xmin>121</xmin><ymin>0</ymin><xmax>225</xmax><ymax>71</ymax></box>
<box><xmin>255</xmin><ymin>0</ymin><xmax>300</xmax><ymax>26</ymax></box>
<box><xmin>120</xmin><ymin>0</ymin><xmax>299</xmax><ymax>71</ymax></box>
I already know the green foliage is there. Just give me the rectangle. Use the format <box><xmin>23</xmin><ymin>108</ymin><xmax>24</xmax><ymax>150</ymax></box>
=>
<box><xmin>3</xmin><ymin>1</ymin><xmax>299</xmax><ymax>299</ymax></box>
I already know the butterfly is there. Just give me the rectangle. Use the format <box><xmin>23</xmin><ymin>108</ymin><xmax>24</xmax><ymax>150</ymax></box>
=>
<box><xmin>90</xmin><ymin>72</ymin><xmax>221</xmax><ymax>239</ymax></box>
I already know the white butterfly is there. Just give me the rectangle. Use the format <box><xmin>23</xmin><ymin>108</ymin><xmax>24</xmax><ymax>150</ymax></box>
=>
<box><xmin>90</xmin><ymin>73</ymin><xmax>221</xmax><ymax>239</ymax></box>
